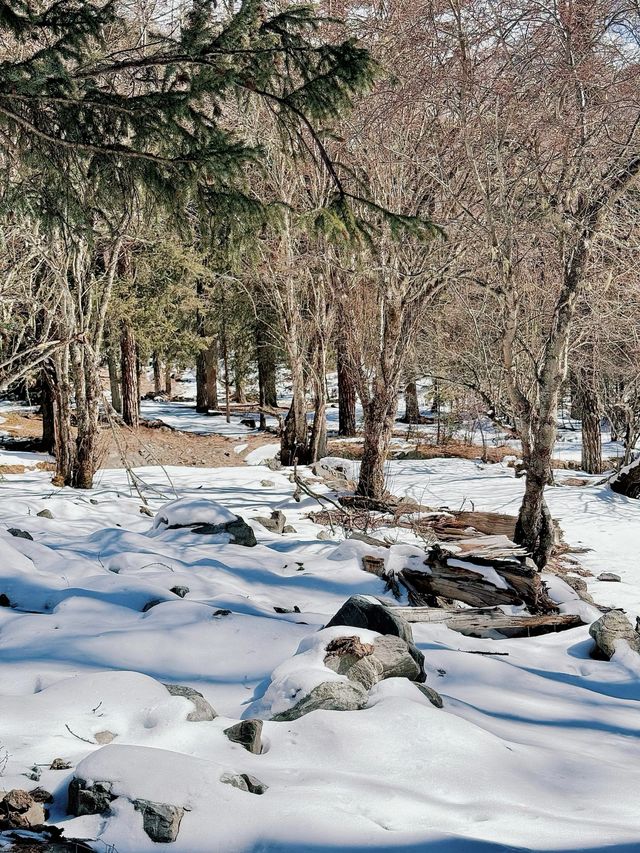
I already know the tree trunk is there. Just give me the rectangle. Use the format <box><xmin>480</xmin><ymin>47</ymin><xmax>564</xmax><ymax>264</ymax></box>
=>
<box><xmin>107</xmin><ymin>341</ymin><xmax>122</xmax><ymax>415</ymax></box>
<box><xmin>256</xmin><ymin>315</ymin><xmax>278</xmax><ymax>429</ymax></box>
<box><xmin>70</xmin><ymin>339</ymin><xmax>101</xmax><ymax>490</ymax></box>
<box><xmin>152</xmin><ymin>352</ymin><xmax>163</xmax><ymax>395</ymax></box>
<box><xmin>205</xmin><ymin>339</ymin><xmax>219</xmax><ymax>410</ymax></box>
<box><xmin>309</xmin><ymin>333</ymin><xmax>328</xmax><ymax>463</ymax></box>
<box><xmin>121</xmin><ymin>322</ymin><xmax>139</xmax><ymax>428</ymax></box>
<box><xmin>281</xmin><ymin>356</ymin><xmax>308</xmax><ymax>466</ymax></box>
<box><xmin>403</xmin><ymin>380</ymin><xmax>421</xmax><ymax>424</ymax></box>
<box><xmin>40</xmin><ymin>368</ymin><xmax>56</xmax><ymax>454</ymax></box>
<box><xmin>51</xmin><ymin>349</ymin><xmax>74</xmax><ymax>486</ymax></box>
<box><xmin>164</xmin><ymin>362</ymin><xmax>173</xmax><ymax>397</ymax></box>
<box><xmin>337</xmin><ymin>332</ymin><xmax>357</xmax><ymax>437</ymax></box>
<box><xmin>579</xmin><ymin>372</ymin><xmax>602</xmax><ymax>474</ymax></box>
<box><xmin>357</xmin><ymin>389</ymin><xmax>398</xmax><ymax>499</ymax></box>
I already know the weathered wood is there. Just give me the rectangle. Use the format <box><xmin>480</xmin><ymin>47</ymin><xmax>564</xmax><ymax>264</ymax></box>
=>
<box><xmin>390</xmin><ymin>605</ymin><xmax>583</xmax><ymax>638</ymax></box>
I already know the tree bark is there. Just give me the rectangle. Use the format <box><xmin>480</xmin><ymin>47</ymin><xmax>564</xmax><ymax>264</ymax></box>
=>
<box><xmin>152</xmin><ymin>351</ymin><xmax>163</xmax><ymax>395</ymax></box>
<box><xmin>164</xmin><ymin>362</ymin><xmax>173</xmax><ymax>397</ymax></box>
<box><xmin>107</xmin><ymin>338</ymin><xmax>122</xmax><ymax>415</ymax></box>
<box><xmin>357</xmin><ymin>387</ymin><xmax>398</xmax><ymax>499</ymax></box>
<box><xmin>196</xmin><ymin>339</ymin><xmax>218</xmax><ymax>412</ymax></box>
<box><xmin>579</xmin><ymin>370</ymin><xmax>602</xmax><ymax>474</ymax></box>
<box><xmin>403</xmin><ymin>380</ymin><xmax>421</xmax><ymax>423</ymax></box>
<box><xmin>256</xmin><ymin>314</ymin><xmax>278</xmax><ymax>429</ymax></box>
<box><xmin>40</xmin><ymin>367</ymin><xmax>56</xmax><ymax>454</ymax></box>
<box><xmin>121</xmin><ymin>322</ymin><xmax>139</xmax><ymax>428</ymax></box>
<box><xmin>281</xmin><ymin>354</ymin><xmax>308</xmax><ymax>465</ymax></box>
<box><xmin>51</xmin><ymin>348</ymin><xmax>74</xmax><ymax>486</ymax></box>
<box><xmin>337</xmin><ymin>332</ymin><xmax>357</xmax><ymax>436</ymax></box>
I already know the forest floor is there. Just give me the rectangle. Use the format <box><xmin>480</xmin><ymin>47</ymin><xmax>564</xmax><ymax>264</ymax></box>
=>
<box><xmin>0</xmin><ymin>414</ymin><xmax>639</xmax><ymax>851</ymax></box>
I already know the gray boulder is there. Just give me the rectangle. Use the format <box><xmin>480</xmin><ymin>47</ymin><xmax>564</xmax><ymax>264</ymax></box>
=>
<box><xmin>68</xmin><ymin>779</ymin><xmax>115</xmax><ymax>816</ymax></box>
<box><xmin>37</xmin><ymin>509</ymin><xmax>54</xmax><ymax>519</ymax></box>
<box><xmin>254</xmin><ymin>510</ymin><xmax>286</xmax><ymax>534</ymax></box>
<box><xmin>324</xmin><ymin>635</ymin><xmax>421</xmax><ymax>691</ymax></box>
<box><xmin>598</xmin><ymin>572</ymin><xmax>621</xmax><ymax>582</ymax></box>
<box><xmin>133</xmin><ymin>798</ymin><xmax>184</xmax><ymax>843</ymax></box>
<box><xmin>590</xmin><ymin>611</ymin><xmax>640</xmax><ymax>659</ymax></box>
<box><xmin>163</xmin><ymin>684</ymin><xmax>216</xmax><ymax>721</ymax></box>
<box><xmin>170</xmin><ymin>585</ymin><xmax>190</xmax><ymax>598</ymax></box>
<box><xmin>271</xmin><ymin>679</ymin><xmax>368</xmax><ymax>722</ymax></box>
<box><xmin>325</xmin><ymin>595</ymin><xmax>426</xmax><ymax>682</ymax></box>
<box><xmin>220</xmin><ymin>772</ymin><xmax>268</xmax><ymax>795</ymax></box>
<box><xmin>224</xmin><ymin>720</ymin><xmax>263</xmax><ymax>754</ymax></box>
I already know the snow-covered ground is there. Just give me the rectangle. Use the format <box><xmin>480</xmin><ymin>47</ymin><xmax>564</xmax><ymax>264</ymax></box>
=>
<box><xmin>1</xmin><ymin>446</ymin><xmax>640</xmax><ymax>851</ymax></box>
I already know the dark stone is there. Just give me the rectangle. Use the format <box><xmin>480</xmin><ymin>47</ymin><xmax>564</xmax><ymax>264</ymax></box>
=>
<box><xmin>142</xmin><ymin>599</ymin><xmax>164</xmax><ymax>612</ymax></box>
<box><xmin>274</xmin><ymin>605</ymin><xmax>301</xmax><ymax>614</ymax></box>
<box><xmin>170</xmin><ymin>586</ymin><xmax>190</xmax><ymax>598</ymax></box>
<box><xmin>598</xmin><ymin>572</ymin><xmax>621</xmax><ymax>582</ymax></box>
<box><xmin>50</xmin><ymin>758</ymin><xmax>72</xmax><ymax>770</ymax></box>
<box><xmin>240</xmin><ymin>418</ymin><xmax>257</xmax><ymax>429</ymax></box>
<box><xmin>416</xmin><ymin>684</ymin><xmax>444</xmax><ymax>708</ymax></box>
<box><xmin>0</xmin><ymin>594</ymin><xmax>10</xmax><ymax>607</ymax></box>
<box><xmin>213</xmin><ymin>608</ymin><xmax>231</xmax><ymax>617</ymax></box>
<box><xmin>67</xmin><ymin>778</ymin><xmax>116</xmax><ymax>816</ymax></box>
<box><xmin>325</xmin><ymin>595</ymin><xmax>426</xmax><ymax>682</ymax></box>
<box><xmin>7</xmin><ymin>528</ymin><xmax>33</xmax><ymax>541</ymax></box>
<box><xmin>223</xmin><ymin>719</ymin><xmax>263</xmax><ymax>754</ymax></box>
<box><xmin>37</xmin><ymin>509</ymin><xmax>54</xmax><ymax>519</ymax></box>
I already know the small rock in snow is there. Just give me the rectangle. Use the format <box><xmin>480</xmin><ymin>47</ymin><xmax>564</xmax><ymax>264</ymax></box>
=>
<box><xmin>597</xmin><ymin>572</ymin><xmax>621</xmax><ymax>582</ymax></box>
<box><xmin>223</xmin><ymin>719</ymin><xmax>263</xmax><ymax>754</ymax></box>
<box><xmin>220</xmin><ymin>772</ymin><xmax>268</xmax><ymax>795</ymax></box>
<box><xmin>67</xmin><ymin>778</ymin><xmax>115</xmax><ymax>816</ymax></box>
<box><xmin>133</xmin><ymin>797</ymin><xmax>185</xmax><ymax>843</ymax></box>
<box><xmin>163</xmin><ymin>683</ymin><xmax>216</xmax><ymax>721</ymax></box>
<box><xmin>271</xmin><ymin>680</ymin><xmax>369</xmax><ymax>722</ymax></box>
<box><xmin>416</xmin><ymin>684</ymin><xmax>444</xmax><ymax>708</ymax></box>
<box><xmin>7</xmin><ymin>528</ymin><xmax>33</xmax><ymax>541</ymax></box>
<box><xmin>0</xmin><ymin>594</ymin><xmax>10</xmax><ymax>607</ymax></box>
<box><xmin>94</xmin><ymin>730</ymin><xmax>117</xmax><ymax>745</ymax></box>
<box><xmin>283</xmin><ymin>524</ymin><xmax>297</xmax><ymax>533</ymax></box>
<box><xmin>316</xmin><ymin>530</ymin><xmax>332</xmax><ymax>541</ymax></box>
<box><xmin>260</xmin><ymin>479</ymin><xmax>275</xmax><ymax>487</ymax></box>
<box><xmin>0</xmin><ymin>789</ymin><xmax>45</xmax><ymax>829</ymax></box>
<box><xmin>254</xmin><ymin>510</ymin><xmax>286</xmax><ymax>534</ymax></box>
<box><xmin>170</xmin><ymin>585</ymin><xmax>190</xmax><ymax>598</ymax></box>
<box><xmin>36</xmin><ymin>509</ymin><xmax>54</xmax><ymax>519</ymax></box>
<box><xmin>50</xmin><ymin>758</ymin><xmax>72</xmax><ymax>770</ymax></box>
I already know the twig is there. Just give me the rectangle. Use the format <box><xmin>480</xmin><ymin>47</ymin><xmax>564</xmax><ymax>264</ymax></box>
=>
<box><xmin>65</xmin><ymin>724</ymin><xmax>95</xmax><ymax>744</ymax></box>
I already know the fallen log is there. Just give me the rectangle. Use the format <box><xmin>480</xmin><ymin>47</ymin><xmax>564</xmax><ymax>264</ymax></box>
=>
<box><xmin>390</xmin><ymin>605</ymin><xmax>583</xmax><ymax>638</ymax></box>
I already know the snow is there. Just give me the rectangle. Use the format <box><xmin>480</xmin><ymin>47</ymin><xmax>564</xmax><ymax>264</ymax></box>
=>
<box><xmin>1</xmin><ymin>453</ymin><xmax>640</xmax><ymax>850</ymax></box>
<box><xmin>152</xmin><ymin>496</ymin><xmax>238</xmax><ymax>529</ymax></box>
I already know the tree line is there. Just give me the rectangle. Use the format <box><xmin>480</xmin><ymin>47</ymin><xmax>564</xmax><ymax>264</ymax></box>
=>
<box><xmin>2</xmin><ymin>0</ymin><xmax>640</xmax><ymax>569</ymax></box>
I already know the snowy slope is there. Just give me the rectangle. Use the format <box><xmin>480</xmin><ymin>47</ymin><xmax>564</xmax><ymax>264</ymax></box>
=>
<box><xmin>0</xmin><ymin>454</ymin><xmax>639</xmax><ymax>851</ymax></box>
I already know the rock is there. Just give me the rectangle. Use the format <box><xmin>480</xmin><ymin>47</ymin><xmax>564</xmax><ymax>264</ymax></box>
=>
<box><xmin>260</xmin><ymin>480</ymin><xmax>275</xmax><ymax>487</ymax></box>
<box><xmin>416</xmin><ymin>684</ymin><xmax>444</xmax><ymax>708</ymax></box>
<box><xmin>220</xmin><ymin>772</ymin><xmax>268</xmax><ymax>795</ymax></box>
<box><xmin>213</xmin><ymin>608</ymin><xmax>231</xmax><ymax>617</ymax></box>
<box><xmin>271</xmin><ymin>680</ymin><xmax>368</xmax><ymax>721</ymax></box>
<box><xmin>316</xmin><ymin>530</ymin><xmax>332</xmax><ymax>540</ymax></box>
<box><xmin>283</xmin><ymin>525</ymin><xmax>297</xmax><ymax>533</ymax></box>
<box><xmin>153</xmin><ymin>498</ymin><xmax>256</xmax><ymax>547</ymax></box>
<box><xmin>0</xmin><ymin>594</ymin><xmax>10</xmax><ymax>607</ymax></box>
<box><xmin>7</xmin><ymin>528</ymin><xmax>33</xmax><ymax>540</ymax></box>
<box><xmin>325</xmin><ymin>635</ymin><xmax>421</xmax><ymax>691</ymax></box>
<box><xmin>67</xmin><ymin>779</ymin><xmax>115</xmax><ymax>816</ymax></box>
<box><xmin>274</xmin><ymin>605</ymin><xmax>300</xmax><ymax>614</ymax></box>
<box><xmin>240</xmin><ymin>418</ymin><xmax>257</xmax><ymax>429</ymax></box>
<box><xmin>348</xmin><ymin>531</ymin><xmax>389</xmax><ymax>547</ymax></box>
<box><xmin>170</xmin><ymin>585</ymin><xmax>190</xmax><ymax>598</ymax></box>
<box><xmin>30</xmin><ymin>787</ymin><xmax>53</xmax><ymax>803</ymax></box>
<box><xmin>36</xmin><ymin>509</ymin><xmax>54</xmax><ymax>519</ymax></box>
<box><xmin>142</xmin><ymin>598</ymin><xmax>164</xmax><ymax>612</ymax></box>
<box><xmin>133</xmin><ymin>798</ymin><xmax>184</xmax><ymax>843</ymax></box>
<box><xmin>223</xmin><ymin>719</ymin><xmax>263</xmax><ymax>754</ymax></box>
<box><xmin>589</xmin><ymin>610</ymin><xmax>640</xmax><ymax>659</ymax></box>
<box><xmin>94</xmin><ymin>730</ymin><xmax>116</xmax><ymax>744</ymax></box>
<box><xmin>0</xmin><ymin>788</ymin><xmax>46</xmax><ymax>829</ymax></box>
<box><xmin>254</xmin><ymin>510</ymin><xmax>286</xmax><ymax>534</ymax></box>
<box><xmin>598</xmin><ymin>572</ymin><xmax>621</xmax><ymax>582</ymax></box>
<box><xmin>50</xmin><ymin>758</ymin><xmax>72</xmax><ymax>770</ymax></box>
<box><xmin>325</xmin><ymin>595</ymin><xmax>426</xmax><ymax>682</ymax></box>
<box><xmin>266</xmin><ymin>458</ymin><xmax>282</xmax><ymax>471</ymax></box>
<box><xmin>163</xmin><ymin>683</ymin><xmax>216</xmax><ymax>721</ymax></box>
